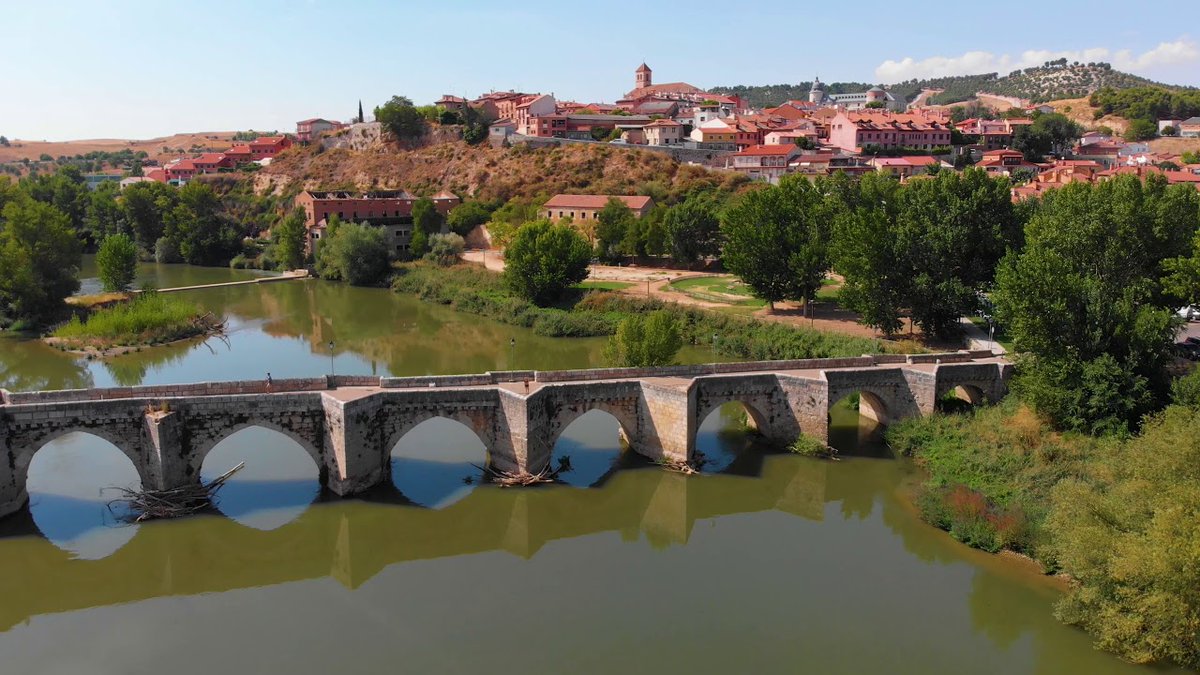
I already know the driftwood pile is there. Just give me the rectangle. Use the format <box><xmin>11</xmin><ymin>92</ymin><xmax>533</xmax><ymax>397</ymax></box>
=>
<box><xmin>472</xmin><ymin>455</ymin><xmax>574</xmax><ymax>487</ymax></box>
<box><xmin>108</xmin><ymin>462</ymin><xmax>244</xmax><ymax>522</ymax></box>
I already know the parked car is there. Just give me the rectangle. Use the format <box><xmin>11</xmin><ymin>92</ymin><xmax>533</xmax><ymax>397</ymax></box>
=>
<box><xmin>1178</xmin><ymin>306</ymin><xmax>1199</xmax><ymax>321</ymax></box>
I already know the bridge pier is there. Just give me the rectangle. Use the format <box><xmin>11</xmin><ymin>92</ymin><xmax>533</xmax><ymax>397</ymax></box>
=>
<box><xmin>636</xmin><ymin>381</ymin><xmax>695</xmax><ymax>463</ymax></box>
<box><xmin>0</xmin><ymin>414</ymin><xmax>22</xmax><ymax>519</ymax></box>
<box><xmin>144</xmin><ymin>410</ymin><xmax>187</xmax><ymax>491</ymax></box>
<box><xmin>322</xmin><ymin>394</ymin><xmax>385</xmax><ymax>497</ymax></box>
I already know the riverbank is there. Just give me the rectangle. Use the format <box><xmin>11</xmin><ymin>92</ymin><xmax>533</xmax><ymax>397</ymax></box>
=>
<box><xmin>886</xmin><ymin>386</ymin><xmax>1200</xmax><ymax>669</ymax></box>
<box><xmin>47</xmin><ymin>292</ymin><xmax>222</xmax><ymax>358</ymax></box>
<box><xmin>392</xmin><ymin>262</ymin><xmax>921</xmax><ymax>360</ymax></box>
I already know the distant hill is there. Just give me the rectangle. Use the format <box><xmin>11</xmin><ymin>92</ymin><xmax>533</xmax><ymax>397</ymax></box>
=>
<box><xmin>709</xmin><ymin>81</ymin><xmax>876</xmax><ymax>109</ymax></box>
<box><xmin>717</xmin><ymin>62</ymin><xmax>1189</xmax><ymax>110</ymax></box>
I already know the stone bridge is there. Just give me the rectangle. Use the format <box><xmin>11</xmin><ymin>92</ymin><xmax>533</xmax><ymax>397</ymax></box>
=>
<box><xmin>0</xmin><ymin>351</ymin><xmax>1009</xmax><ymax>519</ymax></box>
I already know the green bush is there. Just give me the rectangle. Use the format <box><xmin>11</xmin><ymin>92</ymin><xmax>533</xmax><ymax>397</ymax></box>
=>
<box><xmin>52</xmin><ymin>292</ymin><xmax>207</xmax><ymax>346</ymax></box>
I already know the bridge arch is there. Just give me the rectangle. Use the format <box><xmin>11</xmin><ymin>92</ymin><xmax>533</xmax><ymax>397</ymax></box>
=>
<box><xmin>383</xmin><ymin>410</ymin><xmax>495</xmax><ymax>460</ymax></box>
<box><xmin>12</xmin><ymin>425</ymin><xmax>152</xmax><ymax>500</ymax></box>
<box><xmin>389</xmin><ymin>416</ymin><xmax>489</xmax><ymax>508</ymax></box>
<box><xmin>545</xmin><ymin>401</ymin><xmax>638</xmax><ymax>453</ymax></box>
<box><xmin>189</xmin><ymin>419</ymin><xmax>327</xmax><ymax>485</ymax></box>
<box><xmin>551</xmin><ymin>409</ymin><xmax>632</xmax><ymax>487</ymax></box>
<box><xmin>199</xmin><ymin>426</ymin><xmax>323</xmax><ymax>530</ymax></box>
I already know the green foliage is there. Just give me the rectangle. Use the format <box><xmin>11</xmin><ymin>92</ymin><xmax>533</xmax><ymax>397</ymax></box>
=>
<box><xmin>391</xmin><ymin>263</ymin><xmax>893</xmax><ymax>358</ymax></box>
<box><xmin>425</xmin><ymin>233</ymin><xmax>464</xmax><ymax>266</ymax></box>
<box><xmin>830</xmin><ymin>169</ymin><xmax>1019</xmax><ymax>338</ymax></box>
<box><xmin>594</xmin><ymin>197</ymin><xmax>634</xmax><ymax>260</ymax></box>
<box><xmin>1171</xmin><ymin>368</ymin><xmax>1200</xmax><ymax>409</ymax></box>
<box><xmin>486</xmin><ymin>196</ymin><xmax>542</xmax><ymax>249</ymax></box>
<box><xmin>122</xmin><ymin>180</ymin><xmax>177</xmax><ymax>250</ymax></box>
<box><xmin>1090</xmin><ymin>85</ymin><xmax>1200</xmax><ymax>126</ymax></box>
<box><xmin>1012</xmin><ymin>113</ymin><xmax>1083</xmax><ymax>160</ymax></box>
<box><xmin>503</xmin><ymin>219</ymin><xmax>591</xmax><ymax>305</ymax></box>
<box><xmin>721</xmin><ymin>177</ymin><xmax>831</xmax><ymax>307</ymax></box>
<box><xmin>1047</xmin><ymin>405</ymin><xmax>1200</xmax><ymax>668</ymax></box>
<box><xmin>603</xmin><ymin>310</ymin><xmax>683</xmax><ymax>367</ymax></box>
<box><xmin>788</xmin><ymin>434</ymin><xmax>834</xmax><ymax>458</ymax></box>
<box><xmin>52</xmin><ymin>292</ymin><xmax>204</xmax><ymax>346</ymax></box>
<box><xmin>0</xmin><ymin>195</ymin><xmax>82</xmax><ymax>322</ymax></box>
<box><xmin>96</xmin><ymin>234</ymin><xmax>139</xmax><ymax>292</ymax></box>
<box><xmin>409</xmin><ymin>227</ymin><xmax>429</xmax><ymax>258</ymax></box>
<box><xmin>446</xmin><ymin>200</ymin><xmax>491</xmax><ymax>236</ymax></box>
<box><xmin>994</xmin><ymin>175</ymin><xmax>1197</xmax><ymax>432</ymax></box>
<box><xmin>709</xmin><ymin>81</ymin><xmax>876</xmax><ymax>108</ymax></box>
<box><xmin>374</xmin><ymin>95</ymin><xmax>428</xmax><ymax>141</ymax></box>
<box><xmin>411</xmin><ymin>197</ymin><xmax>443</xmax><ymax>237</ymax></box>
<box><xmin>1182</xmin><ymin>151</ymin><xmax>1200</xmax><ymax>165</ymax></box>
<box><xmin>162</xmin><ymin>181</ymin><xmax>239</xmax><ymax>266</ymax></box>
<box><xmin>1164</xmin><ymin>232</ymin><xmax>1200</xmax><ymax>306</ymax></box>
<box><xmin>663</xmin><ymin>193</ymin><xmax>721</xmax><ymax>263</ymax></box>
<box><xmin>315</xmin><ymin>221</ymin><xmax>391</xmax><ymax>286</ymax></box>
<box><xmin>271</xmin><ymin>208</ymin><xmax>307</xmax><ymax>270</ymax></box>
<box><xmin>84</xmin><ymin>182</ymin><xmax>126</xmax><ymax>244</ymax></box>
<box><xmin>1123</xmin><ymin>117</ymin><xmax>1158</xmax><ymax>141</ymax></box>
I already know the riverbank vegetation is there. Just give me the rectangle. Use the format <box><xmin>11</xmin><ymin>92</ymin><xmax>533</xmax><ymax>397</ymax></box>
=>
<box><xmin>391</xmin><ymin>262</ymin><xmax>898</xmax><ymax>360</ymax></box>
<box><xmin>886</xmin><ymin>172</ymin><xmax>1200</xmax><ymax>667</ymax></box>
<box><xmin>49</xmin><ymin>291</ymin><xmax>218</xmax><ymax>355</ymax></box>
<box><xmin>889</xmin><ymin>375</ymin><xmax>1200</xmax><ymax>669</ymax></box>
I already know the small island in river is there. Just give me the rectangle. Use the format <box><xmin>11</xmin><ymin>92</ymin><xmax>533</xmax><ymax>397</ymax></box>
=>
<box><xmin>44</xmin><ymin>291</ymin><xmax>224</xmax><ymax>358</ymax></box>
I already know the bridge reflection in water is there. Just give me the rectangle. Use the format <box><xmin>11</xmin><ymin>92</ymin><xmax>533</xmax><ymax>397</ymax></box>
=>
<box><xmin>0</xmin><ymin>447</ymin><xmax>833</xmax><ymax>632</ymax></box>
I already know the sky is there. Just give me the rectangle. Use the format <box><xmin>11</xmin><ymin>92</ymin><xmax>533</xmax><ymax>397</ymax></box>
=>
<box><xmin>2</xmin><ymin>0</ymin><xmax>1199</xmax><ymax>141</ymax></box>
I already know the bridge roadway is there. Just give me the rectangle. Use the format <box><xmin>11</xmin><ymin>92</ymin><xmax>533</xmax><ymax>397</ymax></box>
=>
<box><xmin>0</xmin><ymin>351</ymin><xmax>1010</xmax><ymax>520</ymax></box>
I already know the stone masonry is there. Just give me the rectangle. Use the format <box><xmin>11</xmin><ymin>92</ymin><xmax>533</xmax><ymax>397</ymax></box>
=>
<box><xmin>0</xmin><ymin>353</ymin><xmax>1010</xmax><ymax>519</ymax></box>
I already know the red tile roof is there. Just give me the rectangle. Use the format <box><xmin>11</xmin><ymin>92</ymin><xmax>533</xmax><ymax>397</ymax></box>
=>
<box><xmin>734</xmin><ymin>144</ymin><xmax>799</xmax><ymax>156</ymax></box>
<box><xmin>543</xmin><ymin>194</ymin><xmax>653</xmax><ymax>210</ymax></box>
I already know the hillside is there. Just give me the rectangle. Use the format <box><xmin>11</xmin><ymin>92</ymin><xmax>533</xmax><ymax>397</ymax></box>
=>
<box><xmin>719</xmin><ymin>63</ymin><xmax>1187</xmax><ymax>111</ymax></box>
<box><xmin>259</xmin><ymin>140</ymin><xmax>752</xmax><ymax>204</ymax></box>
<box><xmin>0</xmin><ymin>132</ymin><xmax>240</xmax><ymax>164</ymax></box>
<box><xmin>710</xmin><ymin>81</ymin><xmax>876</xmax><ymax>108</ymax></box>
<box><xmin>895</xmin><ymin>63</ymin><xmax>1181</xmax><ymax>105</ymax></box>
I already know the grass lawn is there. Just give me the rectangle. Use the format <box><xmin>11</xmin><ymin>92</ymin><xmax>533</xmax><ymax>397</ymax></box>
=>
<box><xmin>816</xmin><ymin>278</ymin><xmax>840</xmax><ymax>302</ymax></box>
<box><xmin>668</xmin><ymin>276</ymin><xmax>767</xmax><ymax>307</ymax></box>
<box><xmin>576</xmin><ymin>280</ymin><xmax>633</xmax><ymax>291</ymax></box>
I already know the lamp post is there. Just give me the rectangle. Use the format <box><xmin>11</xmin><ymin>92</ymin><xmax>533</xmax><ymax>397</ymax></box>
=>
<box><xmin>328</xmin><ymin>340</ymin><xmax>335</xmax><ymax>377</ymax></box>
<box><xmin>509</xmin><ymin>337</ymin><xmax>516</xmax><ymax>369</ymax></box>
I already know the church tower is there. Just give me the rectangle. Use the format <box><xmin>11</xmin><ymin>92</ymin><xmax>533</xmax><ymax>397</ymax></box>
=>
<box><xmin>636</xmin><ymin>63</ymin><xmax>652</xmax><ymax>89</ymax></box>
<box><xmin>809</xmin><ymin>76</ymin><xmax>825</xmax><ymax>104</ymax></box>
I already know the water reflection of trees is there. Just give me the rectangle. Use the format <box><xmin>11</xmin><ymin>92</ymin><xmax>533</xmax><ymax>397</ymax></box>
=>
<box><xmin>0</xmin><ymin>337</ymin><xmax>94</xmax><ymax>392</ymax></box>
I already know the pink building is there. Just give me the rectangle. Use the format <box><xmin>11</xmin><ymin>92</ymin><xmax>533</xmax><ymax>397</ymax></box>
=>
<box><xmin>725</xmin><ymin>144</ymin><xmax>803</xmax><ymax>183</ymax></box>
<box><xmin>515</xmin><ymin>94</ymin><xmax>557</xmax><ymax>135</ymax></box>
<box><xmin>643</xmin><ymin>118</ymin><xmax>685</xmax><ymax>145</ymax></box>
<box><xmin>296</xmin><ymin>190</ymin><xmax>460</xmax><ymax>256</ymax></box>
<box><xmin>828</xmin><ymin>111</ymin><xmax>952</xmax><ymax>153</ymax></box>
<box><xmin>164</xmin><ymin>159</ymin><xmax>197</xmax><ymax>183</ymax></box>
<box><xmin>248</xmin><ymin>136</ymin><xmax>293</xmax><ymax>160</ymax></box>
<box><xmin>541</xmin><ymin>194</ymin><xmax>654</xmax><ymax>222</ymax></box>
<box><xmin>296</xmin><ymin>118</ymin><xmax>344</xmax><ymax>143</ymax></box>
<box><xmin>868</xmin><ymin>156</ymin><xmax>946</xmax><ymax>178</ymax></box>
<box><xmin>193</xmin><ymin>153</ymin><xmax>233</xmax><ymax>174</ymax></box>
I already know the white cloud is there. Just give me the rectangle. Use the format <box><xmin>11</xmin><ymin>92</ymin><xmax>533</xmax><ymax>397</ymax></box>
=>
<box><xmin>875</xmin><ymin>39</ymin><xmax>1200</xmax><ymax>82</ymax></box>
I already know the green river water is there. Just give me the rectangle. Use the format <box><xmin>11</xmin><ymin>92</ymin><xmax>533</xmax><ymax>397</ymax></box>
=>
<box><xmin>0</xmin><ymin>261</ymin><xmax>1185</xmax><ymax>674</ymax></box>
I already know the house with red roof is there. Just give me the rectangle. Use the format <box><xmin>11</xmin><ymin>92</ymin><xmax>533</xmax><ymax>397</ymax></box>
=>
<box><xmin>296</xmin><ymin>189</ymin><xmax>460</xmax><ymax>256</ymax></box>
<box><xmin>976</xmin><ymin>149</ymin><xmax>1042</xmax><ymax>176</ymax></box>
<box><xmin>642</xmin><ymin>118</ymin><xmax>685</xmax><ymax>146</ymax></box>
<box><xmin>726</xmin><ymin>144</ymin><xmax>804</xmax><ymax>183</ymax></box>
<box><xmin>515</xmin><ymin>94</ymin><xmax>557</xmax><ymax>135</ymax></box>
<box><xmin>248</xmin><ymin>135</ymin><xmax>293</xmax><ymax>160</ymax></box>
<box><xmin>193</xmin><ymin>153</ymin><xmax>233</xmax><ymax>174</ymax></box>
<box><xmin>868</xmin><ymin>155</ymin><xmax>948</xmax><ymax>178</ymax></box>
<box><xmin>164</xmin><ymin>159</ymin><xmax>197</xmax><ymax>184</ymax></box>
<box><xmin>296</xmin><ymin>118</ymin><xmax>344</xmax><ymax>143</ymax></box>
<box><xmin>541</xmin><ymin>194</ymin><xmax>654</xmax><ymax>222</ymax></box>
<box><xmin>828</xmin><ymin>111</ymin><xmax>953</xmax><ymax>153</ymax></box>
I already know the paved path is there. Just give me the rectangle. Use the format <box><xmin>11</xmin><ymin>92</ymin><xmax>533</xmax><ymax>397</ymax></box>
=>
<box><xmin>960</xmin><ymin>317</ymin><xmax>1006</xmax><ymax>354</ymax></box>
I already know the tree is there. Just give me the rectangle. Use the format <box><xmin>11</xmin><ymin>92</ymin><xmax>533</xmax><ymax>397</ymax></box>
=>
<box><xmin>1124</xmin><ymin>118</ymin><xmax>1158</xmax><ymax>141</ymax></box>
<box><xmin>271</xmin><ymin>208</ymin><xmax>307</xmax><ymax>270</ymax></box>
<box><xmin>1161</xmin><ymin>125</ymin><xmax>1177</xmax><ymax>137</ymax></box>
<box><xmin>162</xmin><ymin>181</ymin><xmax>238</xmax><ymax>266</ymax></box>
<box><xmin>425</xmin><ymin>232</ymin><xmax>465</xmax><ymax>266</ymax></box>
<box><xmin>994</xmin><ymin>176</ymin><xmax>1197</xmax><ymax>433</ymax></box>
<box><xmin>315</xmin><ymin>222</ymin><xmax>391</xmax><ymax>286</ymax></box>
<box><xmin>503</xmin><ymin>219</ymin><xmax>590</xmax><ymax>305</ymax></box>
<box><xmin>446</xmin><ymin>200</ymin><xmax>491</xmax><ymax>236</ymax></box>
<box><xmin>663</xmin><ymin>193</ymin><xmax>721</xmax><ymax>264</ymax></box>
<box><xmin>374</xmin><ymin>96</ymin><xmax>427</xmax><ymax>141</ymax></box>
<box><xmin>720</xmin><ymin>177</ymin><xmax>831</xmax><ymax>310</ymax></box>
<box><xmin>95</xmin><ymin>233</ymin><xmax>139</xmax><ymax>292</ymax></box>
<box><xmin>122</xmin><ymin>180</ymin><xmax>176</xmax><ymax>250</ymax></box>
<box><xmin>0</xmin><ymin>136</ymin><xmax>9</xmax><ymax>147</ymax></box>
<box><xmin>0</xmin><ymin>196</ymin><xmax>82</xmax><ymax>321</ymax></box>
<box><xmin>594</xmin><ymin>197</ymin><xmax>634</xmax><ymax>260</ymax></box>
<box><xmin>1047</xmin><ymin>405</ymin><xmax>1200</xmax><ymax>668</ymax></box>
<box><xmin>84</xmin><ymin>181</ymin><xmax>126</xmax><ymax>243</ymax></box>
<box><xmin>603</xmin><ymin>311</ymin><xmax>683</xmax><ymax>367</ymax></box>
<box><xmin>357</xmin><ymin>100</ymin><xmax>364</xmax><ymax>124</ymax></box>
<box><xmin>412</xmin><ymin>197</ymin><xmax>443</xmax><ymax>237</ymax></box>
<box><xmin>486</xmin><ymin>197</ymin><xmax>542</xmax><ymax>249</ymax></box>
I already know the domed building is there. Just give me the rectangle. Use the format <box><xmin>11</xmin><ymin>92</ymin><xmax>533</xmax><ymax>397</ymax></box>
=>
<box><xmin>808</xmin><ymin>79</ymin><xmax>903</xmax><ymax>111</ymax></box>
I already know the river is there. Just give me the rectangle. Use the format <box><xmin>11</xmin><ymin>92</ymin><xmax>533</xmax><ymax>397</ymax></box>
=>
<box><xmin>0</xmin><ymin>261</ymin><xmax>1183</xmax><ymax>674</ymax></box>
